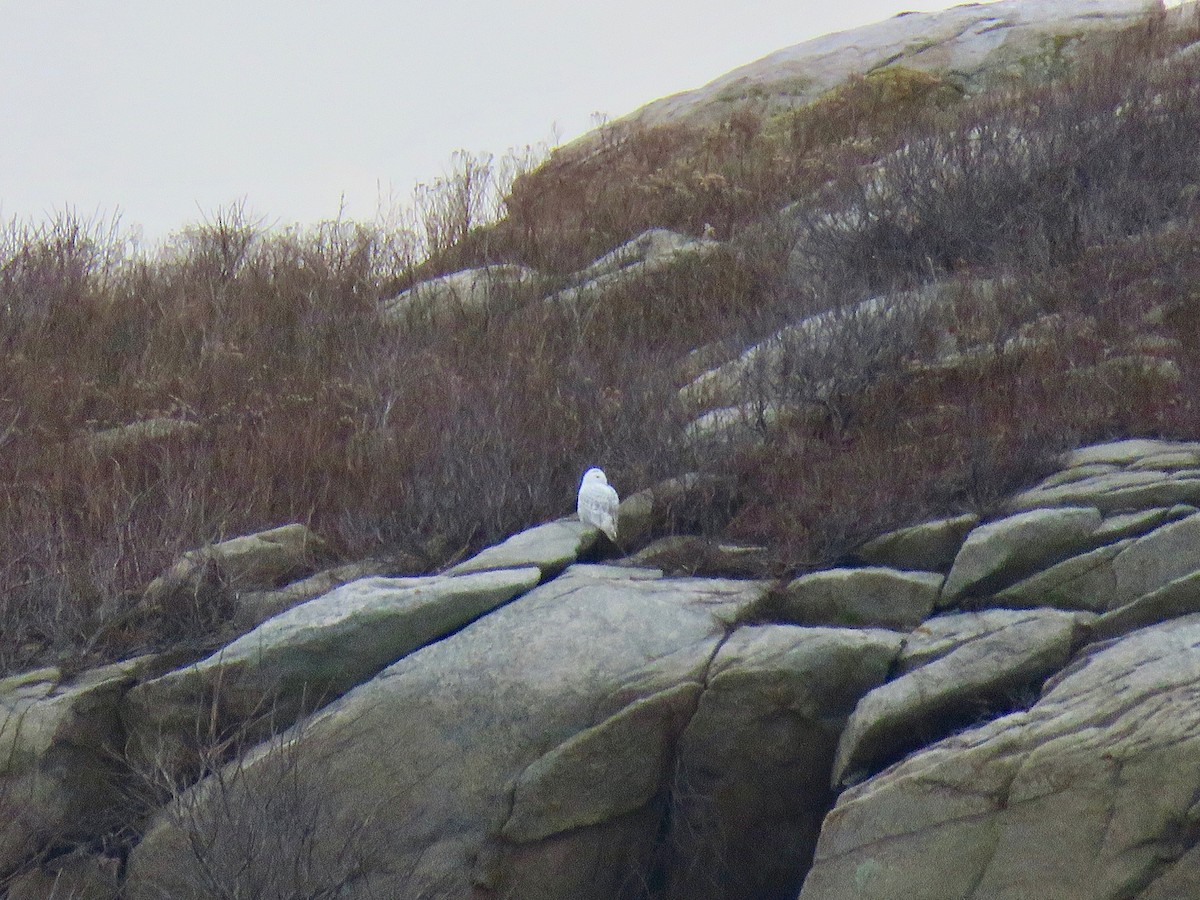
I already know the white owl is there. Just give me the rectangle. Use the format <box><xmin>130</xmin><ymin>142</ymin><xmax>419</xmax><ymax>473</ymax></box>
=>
<box><xmin>577</xmin><ymin>467</ymin><xmax>620</xmax><ymax>543</ymax></box>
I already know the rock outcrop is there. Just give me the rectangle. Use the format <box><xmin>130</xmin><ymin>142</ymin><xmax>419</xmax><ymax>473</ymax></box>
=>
<box><xmin>141</xmin><ymin>523</ymin><xmax>334</xmax><ymax>620</ymax></box>
<box><xmin>801</xmin><ymin>614</ymin><xmax>1200</xmax><ymax>900</ymax></box>
<box><xmin>0</xmin><ymin>659</ymin><xmax>153</xmax><ymax>878</ymax></box>
<box><xmin>572</xmin><ymin>0</ymin><xmax>1160</xmax><ymax>135</ymax></box>
<box><xmin>2</xmin><ymin>0</ymin><xmax>1198</xmax><ymax>892</ymax></box>
<box><xmin>5</xmin><ymin>429</ymin><xmax>1200</xmax><ymax>900</ymax></box>
<box><xmin>545</xmin><ymin>228</ymin><xmax>720</xmax><ymax>309</ymax></box>
<box><xmin>380</xmin><ymin>263</ymin><xmax>535</xmax><ymax>327</ymax></box>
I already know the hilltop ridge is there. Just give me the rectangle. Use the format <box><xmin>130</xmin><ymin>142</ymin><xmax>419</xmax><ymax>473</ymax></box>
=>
<box><xmin>567</xmin><ymin>0</ymin><xmax>1160</xmax><ymax>137</ymax></box>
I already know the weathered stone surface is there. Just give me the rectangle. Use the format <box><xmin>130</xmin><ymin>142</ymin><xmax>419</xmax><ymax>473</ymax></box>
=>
<box><xmin>1090</xmin><ymin>569</ymin><xmax>1200</xmax><ymax>641</ymax></box>
<box><xmin>123</xmin><ymin>567</ymin><xmax>541</xmax><ymax>773</ymax></box>
<box><xmin>622</xmin><ymin>535</ymin><xmax>773</xmax><ymax>578</ymax></box>
<box><xmin>1007</xmin><ymin>469</ymin><xmax>1200</xmax><ymax>513</ymax></box>
<box><xmin>664</xmin><ymin>625</ymin><xmax>901</xmax><ymax>900</ymax></box>
<box><xmin>125</xmin><ymin>567</ymin><xmax>776</xmax><ymax>900</ymax></box>
<box><xmin>683</xmin><ymin>403</ymin><xmax>781</xmax><ymax>444</ymax></box>
<box><xmin>774</xmin><ymin>567</ymin><xmax>943</xmax><ymax>630</ymax></box>
<box><xmin>855</xmin><ymin>513</ymin><xmax>978</xmax><ymax>572</ymax></box>
<box><xmin>1008</xmin><ymin>438</ymin><xmax>1200</xmax><ymax>514</ymax></box>
<box><xmin>1090</xmin><ymin>504</ymin><xmax>1194</xmax><ymax>542</ymax></box>
<box><xmin>992</xmin><ymin>512</ymin><xmax>1200</xmax><ymax>613</ymax></box>
<box><xmin>680</xmin><ymin>288</ymin><xmax>938</xmax><ymax>413</ymax></box>
<box><xmin>231</xmin><ymin>557</ymin><xmax>412</xmax><ymax>632</ymax></box>
<box><xmin>1058</xmin><ymin>437</ymin><xmax>1200</xmax><ymax>469</ymax></box>
<box><xmin>799</xmin><ymin>614</ymin><xmax>1200</xmax><ymax>900</ymax></box>
<box><xmin>80</xmin><ymin>417</ymin><xmax>199</xmax><ymax>456</ymax></box>
<box><xmin>991</xmin><ymin>539</ymin><xmax>1132</xmax><ymax>611</ymax></box>
<box><xmin>898</xmin><ymin>608</ymin><xmax>1076</xmax><ymax>673</ymax></box>
<box><xmin>447</xmin><ymin>518</ymin><xmax>599</xmax><ymax>576</ymax></box>
<box><xmin>501</xmin><ymin>682</ymin><xmax>702</xmax><ymax>843</ymax></box>
<box><xmin>142</xmin><ymin>523</ymin><xmax>334</xmax><ymax>615</ymax></box>
<box><xmin>0</xmin><ymin>659</ymin><xmax>149</xmax><ymax>877</ymax></box>
<box><xmin>1039</xmin><ymin>461</ymin><xmax>1119</xmax><ymax>487</ymax></box>
<box><xmin>573</xmin><ymin>0</ymin><xmax>1154</xmax><ymax>133</ymax></box>
<box><xmin>832</xmin><ymin>608</ymin><xmax>1086</xmax><ymax>787</ymax></box>
<box><xmin>940</xmin><ymin>506</ymin><xmax>1103</xmax><ymax>605</ymax></box>
<box><xmin>547</xmin><ymin>228</ymin><xmax>719</xmax><ymax>308</ymax></box>
<box><xmin>380</xmin><ymin>264</ymin><xmax>534</xmax><ymax>327</ymax></box>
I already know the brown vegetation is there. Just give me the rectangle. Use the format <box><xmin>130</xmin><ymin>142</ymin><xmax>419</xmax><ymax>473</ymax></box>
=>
<box><xmin>2</xmin><ymin>6</ymin><xmax>1200</xmax><ymax>677</ymax></box>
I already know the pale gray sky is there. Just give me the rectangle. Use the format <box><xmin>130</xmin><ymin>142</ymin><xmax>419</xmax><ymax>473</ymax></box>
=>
<box><xmin>2</xmin><ymin>1</ymin><xmax>992</xmax><ymax>244</ymax></box>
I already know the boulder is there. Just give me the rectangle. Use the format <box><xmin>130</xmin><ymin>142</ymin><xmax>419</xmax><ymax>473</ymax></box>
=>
<box><xmin>123</xmin><ymin>567</ymin><xmax>541</xmax><ymax>775</ymax></box>
<box><xmin>0</xmin><ymin>659</ymin><xmax>151</xmax><ymax>877</ymax></box>
<box><xmin>832</xmin><ymin>608</ymin><xmax>1087</xmax><ymax>787</ymax></box>
<box><xmin>231</xmin><ymin>557</ymin><xmax>415</xmax><ymax>632</ymax></box>
<box><xmin>990</xmin><ymin>511</ymin><xmax>1200</xmax><ymax>613</ymax></box>
<box><xmin>679</xmin><ymin>287</ymin><xmax>939</xmax><ymax>413</ymax></box>
<box><xmin>142</xmin><ymin>523</ymin><xmax>334</xmax><ymax>618</ymax></box>
<box><xmin>124</xmin><ymin>567</ymin><xmax>793</xmax><ymax>900</ymax></box>
<box><xmin>854</xmin><ymin>513</ymin><xmax>978</xmax><ymax>572</ymax></box>
<box><xmin>80</xmin><ymin>417</ymin><xmax>199</xmax><ymax>456</ymax></box>
<box><xmin>683</xmin><ymin>403</ymin><xmax>782</xmax><ymax>444</ymax></box>
<box><xmin>898</xmin><ymin>608</ymin><xmax>1078</xmax><ymax>674</ymax></box>
<box><xmin>990</xmin><ymin>539</ymin><xmax>1132</xmax><ymax>611</ymax></box>
<box><xmin>662</xmin><ymin>625</ymin><xmax>901</xmax><ymax>900</ymax></box>
<box><xmin>799</xmin><ymin>613</ymin><xmax>1200</xmax><ymax>900</ymax></box>
<box><xmin>1007</xmin><ymin>469</ymin><xmax>1200</xmax><ymax>513</ymax></box>
<box><xmin>447</xmin><ymin>518</ymin><xmax>600</xmax><ymax>577</ymax></box>
<box><xmin>1058</xmin><ymin>437</ymin><xmax>1200</xmax><ymax>469</ymax></box>
<box><xmin>615</xmin><ymin>472</ymin><xmax>735</xmax><ymax>549</ymax></box>
<box><xmin>1089</xmin><ymin>569</ymin><xmax>1200</xmax><ymax>641</ymax></box>
<box><xmin>380</xmin><ymin>264</ymin><xmax>534</xmax><ymax>327</ymax></box>
<box><xmin>940</xmin><ymin>506</ymin><xmax>1103</xmax><ymax>605</ymax></box>
<box><xmin>772</xmin><ymin>567</ymin><xmax>943</xmax><ymax>631</ymax></box>
<box><xmin>546</xmin><ymin>228</ymin><xmax>719</xmax><ymax>308</ymax></box>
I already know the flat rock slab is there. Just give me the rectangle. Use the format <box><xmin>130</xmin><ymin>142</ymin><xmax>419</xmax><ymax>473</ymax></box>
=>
<box><xmin>775</xmin><ymin>567</ymin><xmax>943</xmax><ymax>630</ymax></box>
<box><xmin>800</xmin><ymin>614</ymin><xmax>1200</xmax><ymax>900</ymax></box>
<box><xmin>232</xmin><ymin>557</ymin><xmax>413</xmax><ymax>632</ymax></box>
<box><xmin>142</xmin><ymin>523</ymin><xmax>334</xmax><ymax>614</ymax></box>
<box><xmin>897</xmin><ymin>608</ymin><xmax>1084</xmax><ymax>673</ymax></box>
<box><xmin>123</xmin><ymin>567</ymin><xmax>541</xmax><ymax>768</ymax></box>
<box><xmin>125</xmin><ymin>567</ymin><xmax>777</xmax><ymax>900</ymax></box>
<box><xmin>854</xmin><ymin>514</ymin><xmax>978</xmax><ymax>573</ymax></box>
<box><xmin>991</xmin><ymin>512</ymin><xmax>1200</xmax><ymax>613</ymax></box>
<box><xmin>380</xmin><ymin>264</ymin><xmax>534</xmax><ymax>327</ymax></box>
<box><xmin>1090</xmin><ymin>569</ymin><xmax>1200</xmax><ymax>641</ymax></box>
<box><xmin>832</xmin><ymin>608</ymin><xmax>1086</xmax><ymax>787</ymax></box>
<box><xmin>940</xmin><ymin>506</ymin><xmax>1102</xmax><ymax>605</ymax></box>
<box><xmin>1007</xmin><ymin>469</ymin><xmax>1200</xmax><ymax>513</ymax></box>
<box><xmin>0</xmin><ymin>659</ymin><xmax>151</xmax><ymax>877</ymax></box>
<box><xmin>1058</xmin><ymin>437</ymin><xmax>1200</xmax><ymax>469</ymax></box>
<box><xmin>447</xmin><ymin>519</ymin><xmax>599</xmax><ymax>577</ymax></box>
<box><xmin>1007</xmin><ymin>442</ymin><xmax>1200</xmax><ymax>518</ymax></box>
<box><xmin>546</xmin><ymin>228</ymin><xmax>719</xmax><ymax>308</ymax></box>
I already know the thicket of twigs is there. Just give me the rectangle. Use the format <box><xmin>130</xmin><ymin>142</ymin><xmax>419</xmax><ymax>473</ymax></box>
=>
<box><xmin>2</xmin><ymin>6</ymin><xmax>1199</xmax><ymax>674</ymax></box>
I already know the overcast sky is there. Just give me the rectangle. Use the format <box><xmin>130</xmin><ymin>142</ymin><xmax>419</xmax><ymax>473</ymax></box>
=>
<box><xmin>1</xmin><ymin>1</ymin><xmax>998</xmax><ymax>244</ymax></box>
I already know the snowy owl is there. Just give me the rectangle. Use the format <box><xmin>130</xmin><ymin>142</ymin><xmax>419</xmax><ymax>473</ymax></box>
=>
<box><xmin>577</xmin><ymin>467</ymin><xmax>620</xmax><ymax>543</ymax></box>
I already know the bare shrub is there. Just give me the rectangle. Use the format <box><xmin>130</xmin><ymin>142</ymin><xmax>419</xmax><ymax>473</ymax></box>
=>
<box><xmin>130</xmin><ymin>712</ymin><xmax>402</xmax><ymax>900</ymax></box>
<box><xmin>792</xmin><ymin>21</ymin><xmax>1200</xmax><ymax>293</ymax></box>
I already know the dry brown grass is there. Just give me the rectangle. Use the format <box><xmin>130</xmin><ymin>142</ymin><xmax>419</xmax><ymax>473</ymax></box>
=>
<box><xmin>2</xmin><ymin>6</ymin><xmax>1200</xmax><ymax>674</ymax></box>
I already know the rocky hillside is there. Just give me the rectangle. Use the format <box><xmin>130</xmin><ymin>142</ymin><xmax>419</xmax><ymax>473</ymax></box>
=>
<box><xmin>4</xmin><ymin>0</ymin><xmax>1200</xmax><ymax>897</ymax></box>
